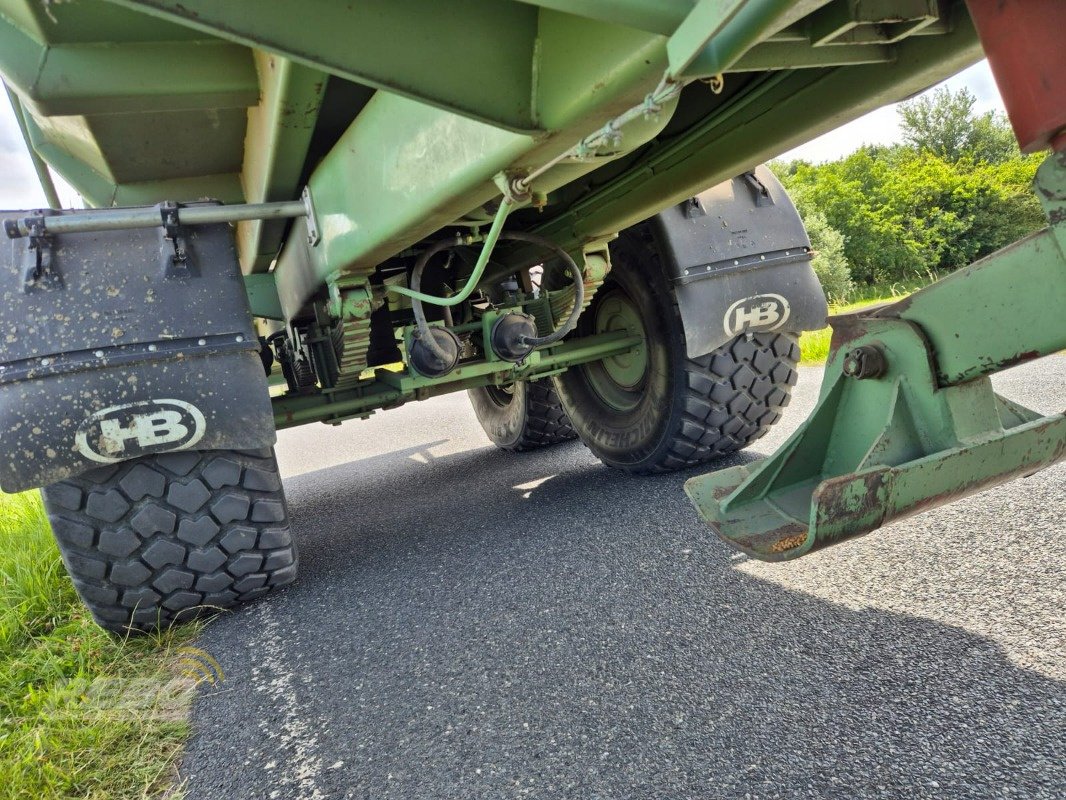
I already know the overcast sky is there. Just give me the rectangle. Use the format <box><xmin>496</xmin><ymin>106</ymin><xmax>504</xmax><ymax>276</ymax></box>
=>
<box><xmin>1</xmin><ymin>60</ymin><xmax>1005</xmax><ymax>210</ymax></box>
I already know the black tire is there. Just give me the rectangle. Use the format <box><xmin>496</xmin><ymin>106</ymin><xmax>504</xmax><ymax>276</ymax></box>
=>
<box><xmin>552</xmin><ymin>224</ymin><xmax>800</xmax><ymax>474</ymax></box>
<box><xmin>468</xmin><ymin>379</ymin><xmax>577</xmax><ymax>451</ymax></box>
<box><xmin>41</xmin><ymin>448</ymin><xmax>297</xmax><ymax>635</ymax></box>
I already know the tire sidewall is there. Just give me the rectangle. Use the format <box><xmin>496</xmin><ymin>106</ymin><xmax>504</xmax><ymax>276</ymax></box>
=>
<box><xmin>468</xmin><ymin>382</ymin><xmax>531</xmax><ymax>449</ymax></box>
<box><xmin>552</xmin><ymin>232</ymin><xmax>688</xmax><ymax>470</ymax></box>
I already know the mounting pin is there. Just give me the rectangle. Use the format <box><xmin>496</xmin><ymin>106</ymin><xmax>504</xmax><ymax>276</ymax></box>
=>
<box><xmin>842</xmin><ymin>345</ymin><xmax>887</xmax><ymax>380</ymax></box>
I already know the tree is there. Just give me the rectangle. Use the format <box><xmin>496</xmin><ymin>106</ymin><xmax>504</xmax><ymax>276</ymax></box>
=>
<box><xmin>898</xmin><ymin>86</ymin><xmax>1017</xmax><ymax>163</ymax></box>
<box><xmin>778</xmin><ymin>145</ymin><xmax>1042</xmax><ymax>287</ymax></box>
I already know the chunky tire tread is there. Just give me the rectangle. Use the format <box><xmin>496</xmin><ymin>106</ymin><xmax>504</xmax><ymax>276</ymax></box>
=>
<box><xmin>468</xmin><ymin>378</ymin><xmax>577</xmax><ymax>452</ymax></box>
<box><xmin>650</xmin><ymin>332</ymin><xmax>799</xmax><ymax>473</ymax></box>
<box><xmin>42</xmin><ymin>448</ymin><xmax>296</xmax><ymax>634</ymax></box>
<box><xmin>555</xmin><ymin>223</ymin><xmax>800</xmax><ymax>474</ymax></box>
<box><xmin>512</xmin><ymin>380</ymin><xmax>578</xmax><ymax>451</ymax></box>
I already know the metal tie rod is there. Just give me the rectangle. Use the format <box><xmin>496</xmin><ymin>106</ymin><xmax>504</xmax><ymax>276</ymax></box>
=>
<box><xmin>3</xmin><ymin>198</ymin><xmax>308</xmax><ymax>239</ymax></box>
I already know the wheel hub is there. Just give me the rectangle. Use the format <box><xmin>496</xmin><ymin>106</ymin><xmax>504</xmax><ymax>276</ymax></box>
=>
<box><xmin>594</xmin><ymin>292</ymin><xmax>648</xmax><ymax>388</ymax></box>
<box><xmin>585</xmin><ymin>289</ymin><xmax>648</xmax><ymax>411</ymax></box>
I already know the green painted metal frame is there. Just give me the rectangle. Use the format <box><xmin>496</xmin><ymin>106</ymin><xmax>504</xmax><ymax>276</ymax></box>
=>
<box><xmin>0</xmin><ymin>0</ymin><xmax>258</xmax><ymax>209</ymax></box>
<box><xmin>264</xmin><ymin>0</ymin><xmax>967</xmax><ymax>317</ymax></box>
<box><xmin>2</xmin><ymin>0</ymin><xmax>1018</xmax><ymax>467</ymax></box>
<box><xmin>270</xmin><ymin>11</ymin><xmax>672</xmax><ymax>316</ymax></box>
<box><xmin>103</xmin><ymin>0</ymin><xmax>543</xmax><ymax>133</ymax></box>
<box><xmin>684</xmin><ymin>151</ymin><xmax>1066</xmax><ymax>561</ymax></box>
<box><xmin>15</xmin><ymin>107</ymin><xmax>246</xmax><ymax>207</ymax></box>
<box><xmin>531</xmin><ymin>5</ymin><xmax>981</xmax><ymax>254</ymax></box>
<box><xmin>0</xmin><ymin>18</ymin><xmax>258</xmax><ymax>116</ymax></box>
<box><xmin>235</xmin><ymin>54</ymin><xmax>327</xmax><ymax>274</ymax></box>
<box><xmin>2</xmin><ymin>0</ymin><xmax>977</xmax><ymax>300</ymax></box>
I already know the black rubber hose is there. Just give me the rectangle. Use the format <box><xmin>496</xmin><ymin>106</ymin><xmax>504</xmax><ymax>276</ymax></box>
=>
<box><xmin>496</xmin><ymin>231</ymin><xmax>584</xmax><ymax>349</ymax></box>
<box><xmin>409</xmin><ymin>231</ymin><xmax>585</xmax><ymax>359</ymax></box>
<box><xmin>410</xmin><ymin>238</ymin><xmax>459</xmax><ymax>361</ymax></box>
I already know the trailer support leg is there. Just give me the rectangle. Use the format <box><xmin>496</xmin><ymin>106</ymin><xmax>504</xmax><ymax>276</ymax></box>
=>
<box><xmin>684</xmin><ymin>150</ymin><xmax>1066</xmax><ymax>561</ymax></box>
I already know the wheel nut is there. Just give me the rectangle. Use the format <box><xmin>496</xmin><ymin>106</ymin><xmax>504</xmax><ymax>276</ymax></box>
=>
<box><xmin>842</xmin><ymin>345</ymin><xmax>886</xmax><ymax>380</ymax></box>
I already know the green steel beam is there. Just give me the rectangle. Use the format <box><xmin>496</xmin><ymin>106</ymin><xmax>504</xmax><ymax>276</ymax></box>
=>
<box><xmin>726</xmin><ymin>40</ymin><xmax>894</xmax><ymax>72</ymax></box>
<box><xmin>667</xmin><ymin>0</ymin><xmax>747</xmax><ymax>75</ymax></box>
<box><xmin>0</xmin><ymin>0</ymin><xmax>205</xmax><ymax>44</ymax></box>
<box><xmin>667</xmin><ymin>0</ymin><xmax>798</xmax><ymax>78</ymax></box>
<box><xmin>20</xmin><ymin>113</ymin><xmax>244</xmax><ymax>207</ymax></box>
<box><xmin>0</xmin><ymin>14</ymin><xmax>259</xmax><ymax>116</ymax></box>
<box><xmin>511</xmin><ymin>0</ymin><xmax>693</xmax><ymax>35</ymax></box>
<box><xmin>236</xmin><ymin>54</ymin><xmax>326</xmax><ymax>274</ymax></box>
<box><xmin>890</xmin><ymin>152</ymin><xmax>1066</xmax><ymax>385</ymax></box>
<box><xmin>530</xmin><ymin>4</ymin><xmax>981</xmax><ymax>254</ymax></box>
<box><xmin>3</xmin><ymin>81</ymin><xmax>60</xmax><ymax>207</ymax></box>
<box><xmin>530</xmin><ymin>11</ymin><xmax>667</xmax><ymax>132</ymax></box>
<box><xmin>807</xmin><ymin>0</ymin><xmax>939</xmax><ymax>46</ymax></box>
<box><xmin>102</xmin><ymin>0</ymin><xmax>542</xmax><ymax>133</ymax></box>
<box><xmin>891</xmin><ymin>230</ymin><xmax>1066</xmax><ymax>384</ymax></box>
<box><xmin>18</xmin><ymin>101</ymin><xmax>246</xmax><ymax>207</ymax></box>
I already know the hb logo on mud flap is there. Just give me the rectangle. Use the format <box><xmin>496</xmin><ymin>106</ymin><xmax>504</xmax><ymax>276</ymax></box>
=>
<box><xmin>723</xmin><ymin>294</ymin><xmax>791</xmax><ymax>337</ymax></box>
<box><xmin>75</xmin><ymin>399</ymin><xmax>206</xmax><ymax>463</ymax></box>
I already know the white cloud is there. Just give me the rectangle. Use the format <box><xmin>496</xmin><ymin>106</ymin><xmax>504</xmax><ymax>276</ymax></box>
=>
<box><xmin>1</xmin><ymin>94</ymin><xmax>51</xmax><ymax>209</ymax></box>
<box><xmin>0</xmin><ymin>60</ymin><xmax>1009</xmax><ymax>209</ymax></box>
<box><xmin>1</xmin><ymin>92</ymin><xmax>78</xmax><ymax>209</ymax></box>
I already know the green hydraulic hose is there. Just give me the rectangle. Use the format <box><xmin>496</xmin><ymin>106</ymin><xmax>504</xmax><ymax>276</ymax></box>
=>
<box><xmin>388</xmin><ymin>196</ymin><xmax>514</xmax><ymax>306</ymax></box>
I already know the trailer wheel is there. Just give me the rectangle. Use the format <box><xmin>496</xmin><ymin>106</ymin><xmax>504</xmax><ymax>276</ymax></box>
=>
<box><xmin>552</xmin><ymin>225</ymin><xmax>800</xmax><ymax>474</ymax></box>
<box><xmin>468</xmin><ymin>379</ymin><xmax>577</xmax><ymax>451</ymax></box>
<box><xmin>41</xmin><ymin>448</ymin><xmax>296</xmax><ymax>635</ymax></box>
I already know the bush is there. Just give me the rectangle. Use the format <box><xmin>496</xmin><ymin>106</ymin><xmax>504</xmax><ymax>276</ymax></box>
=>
<box><xmin>777</xmin><ymin>147</ymin><xmax>1042</xmax><ymax>287</ymax></box>
<box><xmin>802</xmin><ymin>211</ymin><xmax>854</xmax><ymax>304</ymax></box>
<box><xmin>774</xmin><ymin>87</ymin><xmax>1045</xmax><ymax>289</ymax></box>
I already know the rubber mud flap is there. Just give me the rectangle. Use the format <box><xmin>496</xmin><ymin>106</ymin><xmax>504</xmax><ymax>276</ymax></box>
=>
<box><xmin>0</xmin><ymin>204</ymin><xmax>274</xmax><ymax>492</ymax></box>
<box><xmin>652</xmin><ymin>165</ymin><xmax>829</xmax><ymax>358</ymax></box>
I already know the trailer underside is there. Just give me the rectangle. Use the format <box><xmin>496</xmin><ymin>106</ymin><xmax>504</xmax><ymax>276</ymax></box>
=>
<box><xmin>1</xmin><ymin>0</ymin><xmax>1063</xmax><ymax>597</ymax></box>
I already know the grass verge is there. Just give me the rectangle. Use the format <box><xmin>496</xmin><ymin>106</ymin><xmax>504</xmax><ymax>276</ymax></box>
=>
<box><xmin>799</xmin><ymin>294</ymin><xmax>911</xmax><ymax>365</ymax></box>
<box><xmin>1</xmin><ymin>490</ymin><xmax>199</xmax><ymax>800</ymax></box>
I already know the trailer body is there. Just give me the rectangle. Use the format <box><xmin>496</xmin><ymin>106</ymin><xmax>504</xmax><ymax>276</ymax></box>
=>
<box><xmin>0</xmin><ymin>0</ymin><xmax>1062</xmax><ymax>632</ymax></box>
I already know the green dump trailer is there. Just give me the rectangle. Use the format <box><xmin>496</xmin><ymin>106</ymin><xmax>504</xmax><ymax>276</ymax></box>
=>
<box><xmin>0</xmin><ymin>0</ymin><xmax>1062</xmax><ymax>633</ymax></box>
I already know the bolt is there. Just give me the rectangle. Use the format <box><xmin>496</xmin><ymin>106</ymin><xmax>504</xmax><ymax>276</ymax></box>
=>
<box><xmin>235</xmin><ymin>335</ymin><xmax>244</xmax><ymax>343</ymax></box>
<box><xmin>40</xmin><ymin>357</ymin><xmax>51</xmax><ymax>366</ymax></box>
<box><xmin>148</xmin><ymin>344</ymin><xmax>158</xmax><ymax>352</ymax></box>
<box><xmin>94</xmin><ymin>350</ymin><xmax>104</xmax><ymax>358</ymax></box>
<box><xmin>842</xmin><ymin>345</ymin><xmax>887</xmax><ymax>380</ymax></box>
<box><xmin>197</xmin><ymin>338</ymin><xmax>206</xmax><ymax>346</ymax></box>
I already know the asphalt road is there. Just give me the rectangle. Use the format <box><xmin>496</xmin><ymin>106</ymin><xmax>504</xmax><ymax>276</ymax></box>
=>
<box><xmin>181</xmin><ymin>359</ymin><xmax>1065</xmax><ymax>800</ymax></box>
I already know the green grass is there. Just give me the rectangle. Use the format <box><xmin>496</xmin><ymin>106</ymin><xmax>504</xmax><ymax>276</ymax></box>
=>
<box><xmin>1</xmin><ymin>491</ymin><xmax>199</xmax><ymax>800</ymax></box>
<box><xmin>799</xmin><ymin>292</ymin><xmax>913</xmax><ymax>365</ymax></box>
